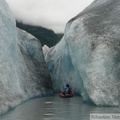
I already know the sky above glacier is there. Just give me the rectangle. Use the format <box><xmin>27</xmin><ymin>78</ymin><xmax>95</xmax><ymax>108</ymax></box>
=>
<box><xmin>6</xmin><ymin>0</ymin><xmax>94</xmax><ymax>33</ymax></box>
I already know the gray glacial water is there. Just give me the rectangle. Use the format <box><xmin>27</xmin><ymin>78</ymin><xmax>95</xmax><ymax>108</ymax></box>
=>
<box><xmin>0</xmin><ymin>96</ymin><xmax>120</xmax><ymax>120</ymax></box>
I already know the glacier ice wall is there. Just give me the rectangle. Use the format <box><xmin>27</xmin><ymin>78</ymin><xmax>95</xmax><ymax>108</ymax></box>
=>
<box><xmin>17</xmin><ymin>28</ymin><xmax>53</xmax><ymax>96</ymax></box>
<box><xmin>0</xmin><ymin>0</ymin><xmax>53</xmax><ymax>115</ymax></box>
<box><xmin>46</xmin><ymin>0</ymin><xmax>120</xmax><ymax>106</ymax></box>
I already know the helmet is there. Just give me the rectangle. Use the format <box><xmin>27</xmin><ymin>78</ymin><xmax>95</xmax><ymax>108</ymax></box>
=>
<box><xmin>66</xmin><ymin>84</ymin><xmax>69</xmax><ymax>87</ymax></box>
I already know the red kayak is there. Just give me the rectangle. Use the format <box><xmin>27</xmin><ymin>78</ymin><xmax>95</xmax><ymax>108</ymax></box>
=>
<box><xmin>60</xmin><ymin>92</ymin><xmax>73</xmax><ymax>98</ymax></box>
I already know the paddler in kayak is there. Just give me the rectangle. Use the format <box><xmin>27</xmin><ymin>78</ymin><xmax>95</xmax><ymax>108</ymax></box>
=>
<box><xmin>63</xmin><ymin>84</ymin><xmax>71</xmax><ymax>94</ymax></box>
<box><xmin>60</xmin><ymin>84</ymin><xmax>73</xmax><ymax>97</ymax></box>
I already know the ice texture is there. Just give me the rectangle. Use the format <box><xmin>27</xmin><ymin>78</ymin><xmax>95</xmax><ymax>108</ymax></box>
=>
<box><xmin>17</xmin><ymin>28</ymin><xmax>53</xmax><ymax>95</ymax></box>
<box><xmin>46</xmin><ymin>0</ymin><xmax>120</xmax><ymax>106</ymax></box>
<box><xmin>42</xmin><ymin>45</ymin><xmax>50</xmax><ymax>57</ymax></box>
<box><xmin>0</xmin><ymin>0</ymin><xmax>52</xmax><ymax>115</ymax></box>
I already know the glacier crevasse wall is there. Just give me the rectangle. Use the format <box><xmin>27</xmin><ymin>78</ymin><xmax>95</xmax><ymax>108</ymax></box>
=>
<box><xmin>45</xmin><ymin>0</ymin><xmax>120</xmax><ymax>106</ymax></box>
<box><xmin>0</xmin><ymin>0</ymin><xmax>52</xmax><ymax>115</ymax></box>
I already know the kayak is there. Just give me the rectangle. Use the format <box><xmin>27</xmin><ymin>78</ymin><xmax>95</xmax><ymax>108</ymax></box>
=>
<box><xmin>60</xmin><ymin>92</ymin><xmax>73</xmax><ymax>98</ymax></box>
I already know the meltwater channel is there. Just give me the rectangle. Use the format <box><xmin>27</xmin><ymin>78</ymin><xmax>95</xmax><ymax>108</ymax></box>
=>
<box><xmin>0</xmin><ymin>95</ymin><xmax>120</xmax><ymax>120</ymax></box>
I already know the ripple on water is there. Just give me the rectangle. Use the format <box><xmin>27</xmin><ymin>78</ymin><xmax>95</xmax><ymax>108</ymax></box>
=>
<box><xmin>45</xmin><ymin>101</ymin><xmax>54</xmax><ymax>104</ymax></box>
<box><xmin>43</xmin><ymin>117</ymin><xmax>64</xmax><ymax>120</ymax></box>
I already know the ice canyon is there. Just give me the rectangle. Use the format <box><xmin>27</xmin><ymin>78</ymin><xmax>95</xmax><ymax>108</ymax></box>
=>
<box><xmin>0</xmin><ymin>0</ymin><xmax>120</xmax><ymax>115</ymax></box>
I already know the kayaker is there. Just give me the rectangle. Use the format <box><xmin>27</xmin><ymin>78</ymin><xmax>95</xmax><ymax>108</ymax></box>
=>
<box><xmin>60</xmin><ymin>84</ymin><xmax>73</xmax><ymax>97</ymax></box>
<box><xmin>63</xmin><ymin>84</ymin><xmax>71</xmax><ymax>94</ymax></box>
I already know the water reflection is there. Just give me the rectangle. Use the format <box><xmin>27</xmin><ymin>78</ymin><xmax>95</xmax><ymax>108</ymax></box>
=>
<box><xmin>0</xmin><ymin>95</ymin><xmax>120</xmax><ymax>120</ymax></box>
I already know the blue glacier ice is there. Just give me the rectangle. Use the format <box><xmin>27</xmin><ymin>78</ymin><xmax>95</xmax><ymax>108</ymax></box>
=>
<box><xmin>45</xmin><ymin>0</ymin><xmax>120</xmax><ymax>106</ymax></box>
<box><xmin>0</xmin><ymin>0</ymin><xmax>52</xmax><ymax>115</ymax></box>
